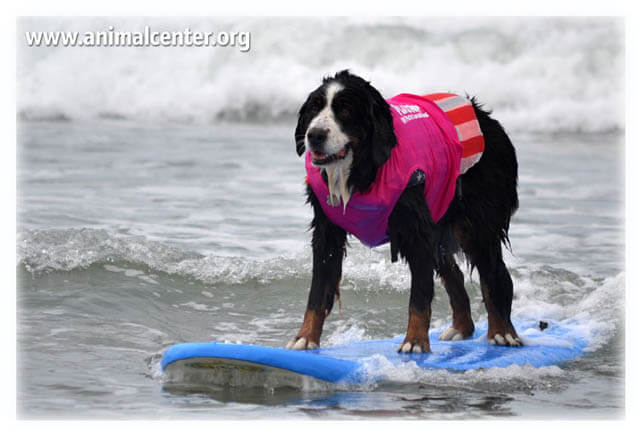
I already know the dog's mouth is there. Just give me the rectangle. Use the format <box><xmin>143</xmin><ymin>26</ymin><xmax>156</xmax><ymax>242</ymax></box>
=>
<box><xmin>311</xmin><ymin>143</ymin><xmax>351</xmax><ymax>166</ymax></box>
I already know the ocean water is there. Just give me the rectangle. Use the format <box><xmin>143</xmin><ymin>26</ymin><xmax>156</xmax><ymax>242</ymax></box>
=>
<box><xmin>17</xmin><ymin>17</ymin><xmax>624</xmax><ymax>419</ymax></box>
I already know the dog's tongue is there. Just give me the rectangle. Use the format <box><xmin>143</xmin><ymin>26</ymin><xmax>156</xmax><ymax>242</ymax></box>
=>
<box><xmin>312</xmin><ymin>151</ymin><xmax>326</xmax><ymax>159</ymax></box>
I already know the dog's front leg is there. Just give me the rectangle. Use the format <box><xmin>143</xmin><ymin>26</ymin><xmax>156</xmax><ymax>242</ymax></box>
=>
<box><xmin>397</xmin><ymin>246</ymin><xmax>435</xmax><ymax>353</ymax></box>
<box><xmin>388</xmin><ymin>185</ymin><xmax>436</xmax><ymax>353</ymax></box>
<box><xmin>287</xmin><ymin>188</ymin><xmax>346</xmax><ymax>350</ymax></box>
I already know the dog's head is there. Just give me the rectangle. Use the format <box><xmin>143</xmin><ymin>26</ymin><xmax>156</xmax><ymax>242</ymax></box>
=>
<box><xmin>295</xmin><ymin>70</ymin><xmax>397</xmax><ymax>193</ymax></box>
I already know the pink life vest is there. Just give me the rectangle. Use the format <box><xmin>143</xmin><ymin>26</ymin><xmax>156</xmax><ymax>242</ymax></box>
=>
<box><xmin>305</xmin><ymin>93</ymin><xmax>482</xmax><ymax>247</ymax></box>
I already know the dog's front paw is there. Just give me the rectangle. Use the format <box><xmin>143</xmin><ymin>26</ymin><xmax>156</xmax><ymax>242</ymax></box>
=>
<box><xmin>399</xmin><ymin>308</ymin><xmax>431</xmax><ymax>353</ymax></box>
<box><xmin>286</xmin><ymin>310</ymin><xmax>324</xmax><ymax>350</ymax></box>
<box><xmin>285</xmin><ymin>336</ymin><xmax>319</xmax><ymax>350</ymax></box>
<box><xmin>397</xmin><ymin>337</ymin><xmax>430</xmax><ymax>353</ymax></box>
<box><xmin>397</xmin><ymin>341</ymin><xmax>428</xmax><ymax>353</ymax></box>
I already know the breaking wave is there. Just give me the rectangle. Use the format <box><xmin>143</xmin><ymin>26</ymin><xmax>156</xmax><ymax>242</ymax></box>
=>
<box><xmin>18</xmin><ymin>17</ymin><xmax>623</xmax><ymax>133</ymax></box>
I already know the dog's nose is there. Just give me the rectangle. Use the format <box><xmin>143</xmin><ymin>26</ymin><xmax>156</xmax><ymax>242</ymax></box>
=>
<box><xmin>307</xmin><ymin>127</ymin><xmax>328</xmax><ymax>148</ymax></box>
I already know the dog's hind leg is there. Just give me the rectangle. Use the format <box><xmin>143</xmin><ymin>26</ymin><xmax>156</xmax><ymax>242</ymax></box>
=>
<box><xmin>471</xmin><ymin>241</ymin><xmax>521</xmax><ymax>347</ymax></box>
<box><xmin>437</xmin><ymin>254</ymin><xmax>475</xmax><ymax>341</ymax></box>
<box><xmin>453</xmin><ymin>100</ymin><xmax>520</xmax><ymax>346</ymax></box>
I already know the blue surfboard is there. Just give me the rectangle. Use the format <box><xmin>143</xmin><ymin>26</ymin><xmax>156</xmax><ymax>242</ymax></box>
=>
<box><xmin>162</xmin><ymin>320</ymin><xmax>588</xmax><ymax>385</ymax></box>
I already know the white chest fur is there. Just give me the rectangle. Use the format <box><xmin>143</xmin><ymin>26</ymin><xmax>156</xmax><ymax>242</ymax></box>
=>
<box><xmin>323</xmin><ymin>153</ymin><xmax>353</xmax><ymax>214</ymax></box>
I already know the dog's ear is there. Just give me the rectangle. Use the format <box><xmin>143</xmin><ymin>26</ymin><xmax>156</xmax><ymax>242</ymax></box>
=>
<box><xmin>368</xmin><ymin>90</ymin><xmax>397</xmax><ymax>167</ymax></box>
<box><xmin>294</xmin><ymin>100</ymin><xmax>310</xmax><ymax>157</ymax></box>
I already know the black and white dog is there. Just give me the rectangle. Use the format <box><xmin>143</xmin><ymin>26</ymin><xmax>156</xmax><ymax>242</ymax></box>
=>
<box><xmin>287</xmin><ymin>70</ymin><xmax>520</xmax><ymax>353</ymax></box>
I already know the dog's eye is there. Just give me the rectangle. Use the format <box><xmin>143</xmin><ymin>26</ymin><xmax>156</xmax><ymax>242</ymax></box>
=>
<box><xmin>340</xmin><ymin>108</ymin><xmax>350</xmax><ymax>118</ymax></box>
<box><xmin>309</xmin><ymin>97</ymin><xmax>324</xmax><ymax>111</ymax></box>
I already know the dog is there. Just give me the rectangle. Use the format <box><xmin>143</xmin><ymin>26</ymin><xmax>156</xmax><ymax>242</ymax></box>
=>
<box><xmin>287</xmin><ymin>70</ymin><xmax>520</xmax><ymax>353</ymax></box>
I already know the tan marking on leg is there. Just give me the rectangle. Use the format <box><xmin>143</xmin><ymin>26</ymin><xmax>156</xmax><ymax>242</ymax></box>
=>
<box><xmin>296</xmin><ymin>310</ymin><xmax>325</xmax><ymax>347</ymax></box>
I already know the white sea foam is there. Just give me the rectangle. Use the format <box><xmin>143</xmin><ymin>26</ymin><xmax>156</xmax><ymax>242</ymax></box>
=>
<box><xmin>323</xmin><ymin>322</ymin><xmax>372</xmax><ymax>347</ymax></box>
<box><xmin>357</xmin><ymin>353</ymin><xmax>566</xmax><ymax>388</ymax></box>
<box><xmin>17</xmin><ymin>17</ymin><xmax>623</xmax><ymax>134</ymax></box>
<box><xmin>17</xmin><ymin>228</ymin><xmax>405</xmax><ymax>290</ymax></box>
